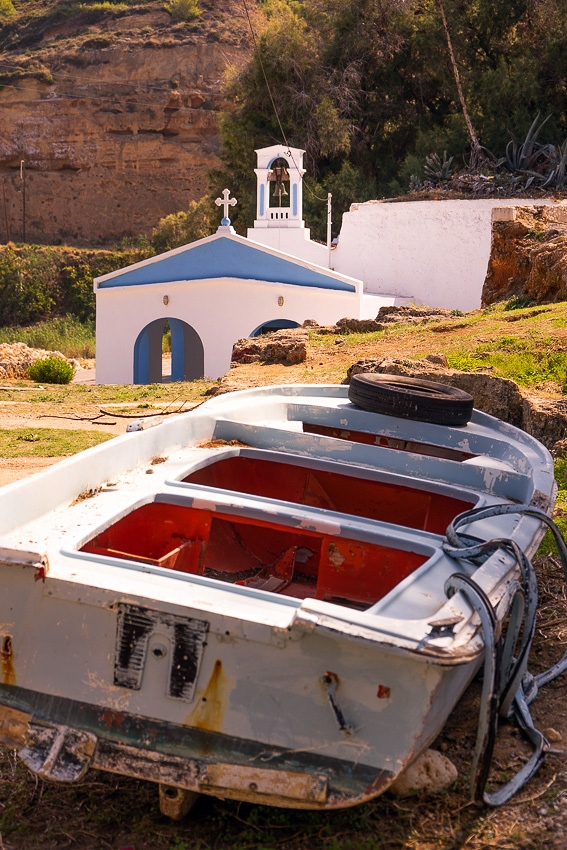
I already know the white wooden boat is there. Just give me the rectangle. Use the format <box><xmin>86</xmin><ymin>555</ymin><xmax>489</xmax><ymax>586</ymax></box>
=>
<box><xmin>0</xmin><ymin>378</ymin><xmax>558</xmax><ymax>813</ymax></box>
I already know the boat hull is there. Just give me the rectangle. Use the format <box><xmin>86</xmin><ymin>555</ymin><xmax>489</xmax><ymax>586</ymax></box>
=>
<box><xmin>0</xmin><ymin>383</ymin><xmax>556</xmax><ymax>808</ymax></box>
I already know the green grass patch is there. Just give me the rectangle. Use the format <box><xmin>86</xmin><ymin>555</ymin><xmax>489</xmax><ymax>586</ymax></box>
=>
<box><xmin>0</xmin><ymin>428</ymin><xmax>113</xmax><ymax>457</ymax></box>
<box><xmin>447</xmin><ymin>333</ymin><xmax>567</xmax><ymax>389</ymax></box>
<box><xmin>0</xmin><ymin>317</ymin><xmax>95</xmax><ymax>358</ymax></box>
<box><xmin>0</xmin><ymin>379</ymin><xmax>215</xmax><ymax>405</ymax></box>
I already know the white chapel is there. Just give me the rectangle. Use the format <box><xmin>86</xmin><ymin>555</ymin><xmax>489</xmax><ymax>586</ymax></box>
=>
<box><xmin>94</xmin><ymin>145</ymin><xmax>394</xmax><ymax>385</ymax></box>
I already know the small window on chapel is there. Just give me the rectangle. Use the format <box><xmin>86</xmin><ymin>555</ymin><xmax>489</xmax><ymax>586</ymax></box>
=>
<box><xmin>268</xmin><ymin>158</ymin><xmax>291</xmax><ymax>208</ymax></box>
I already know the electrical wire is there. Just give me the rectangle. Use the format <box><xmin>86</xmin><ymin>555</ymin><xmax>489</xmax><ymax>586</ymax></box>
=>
<box><xmin>240</xmin><ymin>0</ymin><xmax>329</xmax><ymax>204</ymax></box>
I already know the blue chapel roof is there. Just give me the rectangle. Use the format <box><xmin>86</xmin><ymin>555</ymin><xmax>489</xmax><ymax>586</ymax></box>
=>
<box><xmin>96</xmin><ymin>234</ymin><xmax>356</xmax><ymax>292</ymax></box>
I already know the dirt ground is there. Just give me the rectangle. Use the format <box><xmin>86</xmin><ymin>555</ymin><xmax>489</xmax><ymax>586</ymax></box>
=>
<box><xmin>1</xmin><ymin>317</ymin><xmax>567</xmax><ymax>848</ymax></box>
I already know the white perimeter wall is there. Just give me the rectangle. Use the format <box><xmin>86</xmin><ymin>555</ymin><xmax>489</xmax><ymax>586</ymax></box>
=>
<box><xmin>332</xmin><ymin>199</ymin><xmax>560</xmax><ymax>311</ymax></box>
<box><xmin>95</xmin><ymin>277</ymin><xmax>394</xmax><ymax>384</ymax></box>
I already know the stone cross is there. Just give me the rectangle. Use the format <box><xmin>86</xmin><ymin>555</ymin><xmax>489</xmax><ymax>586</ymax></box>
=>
<box><xmin>215</xmin><ymin>188</ymin><xmax>237</xmax><ymax>225</ymax></box>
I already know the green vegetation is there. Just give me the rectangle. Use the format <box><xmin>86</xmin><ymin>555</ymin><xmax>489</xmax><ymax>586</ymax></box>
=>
<box><xmin>537</xmin><ymin>453</ymin><xmax>567</xmax><ymax>557</ymax></box>
<box><xmin>0</xmin><ymin>244</ymin><xmax>151</xmax><ymax>328</ymax></box>
<box><xmin>0</xmin><ymin>0</ymin><xmax>15</xmax><ymax>17</ymax></box>
<box><xmin>210</xmin><ymin>0</ymin><xmax>567</xmax><ymax>239</ymax></box>
<box><xmin>0</xmin><ymin>316</ymin><xmax>96</xmax><ymax>358</ymax></box>
<box><xmin>446</xmin><ymin>333</ymin><xmax>567</xmax><ymax>389</ymax></box>
<box><xmin>28</xmin><ymin>354</ymin><xmax>75</xmax><ymax>384</ymax></box>
<box><xmin>0</xmin><ymin>379</ymin><xmax>214</xmax><ymax>406</ymax></box>
<box><xmin>151</xmin><ymin>196</ymin><xmax>216</xmax><ymax>252</ymax></box>
<box><xmin>504</xmin><ymin>296</ymin><xmax>534</xmax><ymax>311</ymax></box>
<box><xmin>0</xmin><ymin>427</ymin><xmax>112</xmax><ymax>457</ymax></box>
<box><xmin>165</xmin><ymin>0</ymin><xmax>201</xmax><ymax>22</ymax></box>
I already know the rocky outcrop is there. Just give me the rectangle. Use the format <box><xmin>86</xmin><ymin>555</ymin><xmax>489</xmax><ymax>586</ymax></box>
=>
<box><xmin>313</xmin><ymin>307</ymin><xmax>460</xmax><ymax>336</ymax></box>
<box><xmin>231</xmin><ymin>329</ymin><xmax>308</xmax><ymax>365</ymax></box>
<box><xmin>347</xmin><ymin>355</ymin><xmax>567</xmax><ymax>449</ymax></box>
<box><xmin>483</xmin><ymin>205</ymin><xmax>567</xmax><ymax>305</ymax></box>
<box><xmin>0</xmin><ymin>1</ymin><xmax>254</xmax><ymax>246</ymax></box>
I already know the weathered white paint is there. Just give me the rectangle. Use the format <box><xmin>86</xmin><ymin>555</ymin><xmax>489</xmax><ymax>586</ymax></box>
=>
<box><xmin>332</xmin><ymin>199</ymin><xmax>561</xmax><ymax>311</ymax></box>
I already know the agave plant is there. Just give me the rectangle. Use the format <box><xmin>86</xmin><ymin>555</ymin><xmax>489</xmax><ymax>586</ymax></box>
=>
<box><xmin>504</xmin><ymin>113</ymin><xmax>551</xmax><ymax>173</ymax></box>
<box><xmin>423</xmin><ymin>150</ymin><xmax>454</xmax><ymax>183</ymax></box>
<box><xmin>542</xmin><ymin>138</ymin><xmax>567</xmax><ymax>189</ymax></box>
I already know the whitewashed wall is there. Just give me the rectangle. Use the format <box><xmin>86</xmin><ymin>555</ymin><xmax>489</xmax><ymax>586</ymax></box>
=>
<box><xmin>247</xmin><ymin>228</ymin><xmax>330</xmax><ymax>268</ymax></box>
<box><xmin>332</xmin><ymin>199</ymin><xmax>559</xmax><ymax>311</ymax></box>
<box><xmin>95</xmin><ymin>277</ymin><xmax>394</xmax><ymax>384</ymax></box>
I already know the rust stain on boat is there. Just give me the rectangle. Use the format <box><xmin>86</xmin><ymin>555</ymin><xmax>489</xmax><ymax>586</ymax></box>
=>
<box><xmin>99</xmin><ymin>709</ymin><xmax>126</xmax><ymax>731</ymax></box>
<box><xmin>187</xmin><ymin>660</ymin><xmax>229</xmax><ymax>733</ymax></box>
<box><xmin>1</xmin><ymin>636</ymin><xmax>15</xmax><ymax>686</ymax></box>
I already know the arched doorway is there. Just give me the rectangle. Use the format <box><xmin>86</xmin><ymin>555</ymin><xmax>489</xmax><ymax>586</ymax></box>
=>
<box><xmin>133</xmin><ymin>318</ymin><xmax>204</xmax><ymax>384</ymax></box>
<box><xmin>250</xmin><ymin>319</ymin><xmax>300</xmax><ymax>337</ymax></box>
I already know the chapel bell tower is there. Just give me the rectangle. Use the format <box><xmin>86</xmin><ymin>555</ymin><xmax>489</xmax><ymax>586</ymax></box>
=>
<box><xmin>252</xmin><ymin>145</ymin><xmax>306</xmax><ymax>230</ymax></box>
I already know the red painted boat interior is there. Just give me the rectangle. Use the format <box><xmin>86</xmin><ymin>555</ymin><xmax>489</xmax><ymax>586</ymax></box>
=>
<box><xmin>182</xmin><ymin>456</ymin><xmax>474</xmax><ymax>535</ymax></box>
<box><xmin>81</xmin><ymin>502</ymin><xmax>428</xmax><ymax>607</ymax></box>
<box><xmin>302</xmin><ymin>422</ymin><xmax>475</xmax><ymax>462</ymax></box>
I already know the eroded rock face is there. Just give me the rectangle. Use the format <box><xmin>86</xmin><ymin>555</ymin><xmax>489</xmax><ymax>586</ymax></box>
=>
<box><xmin>483</xmin><ymin>205</ymin><xmax>567</xmax><ymax>305</ymax></box>
<box><xmin>0</xmin><ymin>3</ymin><xmax>250</xmax><ymax>245</ymax></box>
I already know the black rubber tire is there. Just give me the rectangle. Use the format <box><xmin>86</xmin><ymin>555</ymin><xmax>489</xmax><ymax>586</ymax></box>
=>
<box><xmin>348</xmin><ymin>373</ymin><xmax>474</xmax><ymax>426</ymax></box>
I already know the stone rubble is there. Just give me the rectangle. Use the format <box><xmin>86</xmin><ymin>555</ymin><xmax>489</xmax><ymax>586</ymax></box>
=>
<box><xmin>231</xmin><ymin>328</ymin><xmax>308</xmax><ymax>366</ymax></box>
<box><xmin>0</xmin><ymin>342</ymin><xmax>76</xmax><ymax>380</ymax></box>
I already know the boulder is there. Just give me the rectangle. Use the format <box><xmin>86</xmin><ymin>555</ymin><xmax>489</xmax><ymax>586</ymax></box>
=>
<box><xmin>231</xmin><ymin>329</ymin><xmax>308</xmax><ymax>366</ymax></box>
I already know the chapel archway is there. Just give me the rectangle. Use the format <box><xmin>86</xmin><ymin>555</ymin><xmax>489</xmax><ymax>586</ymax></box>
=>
<box><xmin>133</xmin><ymin>318</ymin><xmax>204</xmax><ymax>384</ymax></box>
<box><xmin>249</xmin><ymin>319</ymin><xmax>300</xmax><ymax>337</ymax></box>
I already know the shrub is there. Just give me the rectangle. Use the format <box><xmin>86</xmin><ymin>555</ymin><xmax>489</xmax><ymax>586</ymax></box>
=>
<box><xmin>0</xmin><ymin>0</ymin><xmax>15</xmax><ymax>17</ymax></box>
<box><xmin>165</xmin><ymin>0</ymin><xmax>201</xmax><ymax>22</ymax></box>
<box><xmin>151</xmin><ymin>195</ymin><xmax>216</xmax><ymax>252</ymax></box>
<box><xmin>60</xmin><ymin>263</ymin><xmax>96</xmax><ymax>322</ymax></box>
<box><xmin>28</xmin><ymin>355</ymin><xmax>75</xmax><ymax>385</ymax></box>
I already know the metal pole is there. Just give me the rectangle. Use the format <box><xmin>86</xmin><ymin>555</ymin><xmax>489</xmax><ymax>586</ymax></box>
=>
<box><xmin>327</xmin><ymin>192</ymin><xmax>332</xmax><ymax>268</ymax></box>
<box><xmin>2</xmin><ymin>181</ymin><xmax>10</xmax><ymax>243</ymax></box>
<box><xmin>20</xmin><ymin>160</ymin><xmax>26</xmax><ymax>242</ymax></box>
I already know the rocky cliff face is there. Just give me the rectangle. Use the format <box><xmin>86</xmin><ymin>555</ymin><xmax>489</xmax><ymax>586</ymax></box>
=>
<box><xmin>0</xmin><ymin>2</ymin><xmax>254</xmax><ymax>246</ymax></box>
<box><xmin>483</xmin><ymin>204</ymin><xmax>567</xmax><ymax>305</ymax></box>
